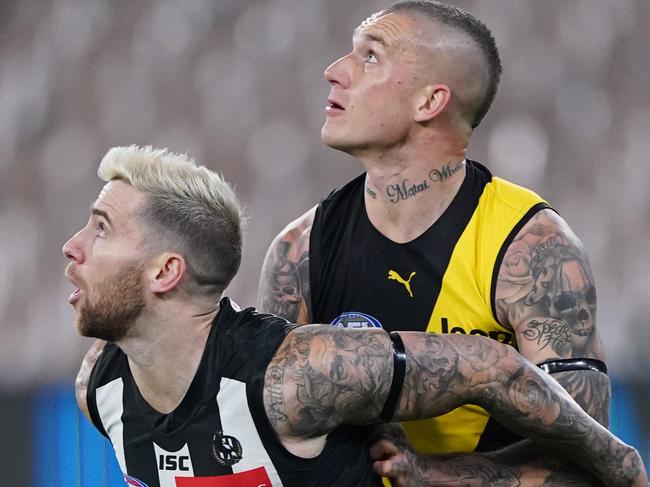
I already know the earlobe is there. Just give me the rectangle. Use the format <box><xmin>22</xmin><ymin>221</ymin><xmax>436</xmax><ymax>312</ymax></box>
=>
<box><xmin>414</xmin><ymin>84</ymin><xmax>451</xmax><ymax>122</ymax></box>
<box><xmin>149</xmin><ymin>253</ymin><xmax>185</xmax><ymax>294</ymax></box>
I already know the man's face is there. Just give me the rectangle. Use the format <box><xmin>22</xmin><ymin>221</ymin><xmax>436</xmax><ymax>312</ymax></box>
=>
<box><xmin>63</xmin><ymin>180</ymin><xmax>148</xmax><ymax>342</ymax></box>
<box><xmin>321</xmin><ymin>12</ymin><xmax>428</xmax><ymax>154</ymax></box>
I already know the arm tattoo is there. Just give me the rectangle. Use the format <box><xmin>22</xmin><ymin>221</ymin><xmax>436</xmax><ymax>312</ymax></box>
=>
<box><xmin>497</xmin><ymin>209</ymin><xmax>601</xmax><ymax>359</ymax></box>
<box><xmin>522</xmin><ymin>319</ymin><xmax>572</xmax><ymax>356</ymax></box>
<box><xmin>266</xmin><ymin>328</ymin><xmax>645</xmax><ymax>485</ymax></box>
<box><xmin>553</xmin><ymin>370</ymin><xmax>611</xmax><ymax>427</ymax></box>
<box><xmin>258</xmin><ymin>214</ymin><xmax>312</xmax><ymax>322</ymax></box>
<box><xmin>264</xmin><ymin>327</ymin><xmax>393</xmax><ymax>437</ymax></box>
<box><xmin>458</xmin><ymin>209</ymin><xmax>615</xmax><ymax>483</ymax></box>
<box><xmin>394</xmin><ymin>333</ymin><xmax>643</xmax><ymax>486</ymax></box>
<box><xmin>496</xmin><ymin>209</ymin><xmax>609</xmax><ymax>423</ymax></box>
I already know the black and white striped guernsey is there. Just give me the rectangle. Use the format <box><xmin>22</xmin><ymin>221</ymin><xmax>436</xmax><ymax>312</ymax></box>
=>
<box><xmin>86</xmin><ymin>297</ymin><xmax>381</xmax><ymax>487</ymax></box>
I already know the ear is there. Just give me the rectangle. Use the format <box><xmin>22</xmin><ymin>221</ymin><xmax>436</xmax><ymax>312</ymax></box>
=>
<box><xmin>414</xmin><ymin>84</ymin><xmax>451</xmax><ymax>122</ymax></box>
<box><xmin>147</xmin><ymin>252</ymin><xmax>186</xmax><ymax>294</ymax></box>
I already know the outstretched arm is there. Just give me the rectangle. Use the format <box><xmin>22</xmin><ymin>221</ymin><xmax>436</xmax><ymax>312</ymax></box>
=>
<box><xmin>264</xmin><ymin>326</ymin><xmax>646</xmax><ymax>486</ymax></box>
<box><xmin>257</xmin><ymin>207</ymin><xmax>315</xmax><ymax>323</ymax></box>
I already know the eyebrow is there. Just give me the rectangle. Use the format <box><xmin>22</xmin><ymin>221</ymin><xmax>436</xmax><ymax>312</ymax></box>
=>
<box><xmin>364</xmin><ymin>33</ymin><xmax>388</xmax><ymax>47</ymax></box>
<box><xmin>91</xmin><ymin>206</ymin><xmax>112</xmax><ymax>226</ymax></box>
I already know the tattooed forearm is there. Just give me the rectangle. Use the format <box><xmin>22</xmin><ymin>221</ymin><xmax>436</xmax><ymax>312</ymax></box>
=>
<box><xmin>266</xmin><ymin>327</ymin><xmax>645</xmax><ymax>485</ymax></box>
<box><xmin>385</xmin><ymin>450</ymin><xmax>602</xmax><ymax>487</ymax></box>
<box><xmin>553</xmin><ymin>370</ymin><xmax>611</xmax><ymax>427</ymax></box>
<box><xmin>393</xmin><ymin>333</ymin><xmax>645</xmax><ymax>487</ymax></box>
<box><xmin>258</xmin><ymin>210</ymin><xmax>313</xmax><ymax>322</ymax></box>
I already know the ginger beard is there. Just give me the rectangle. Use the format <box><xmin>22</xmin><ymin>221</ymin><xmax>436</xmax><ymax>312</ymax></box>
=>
<box><xmin>75</xmin><ymin>261</ymin><xmax>146</xmax><ymax>342</ymax></box>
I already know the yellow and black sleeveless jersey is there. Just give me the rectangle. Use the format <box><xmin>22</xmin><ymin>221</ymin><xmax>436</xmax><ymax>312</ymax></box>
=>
<box><xmin>310</xmin><ymin>160</ymin><xmax>550</xmax><ymax>454</ymax></box>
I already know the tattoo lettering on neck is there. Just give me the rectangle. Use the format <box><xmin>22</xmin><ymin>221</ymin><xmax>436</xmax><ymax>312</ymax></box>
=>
<box><xmin>429</xmin><ymin>160</ymin><xmax>464</xmax><ymax>183</ymax></box>
<box><xmin>386</xmin><ymin>179</ymin><xmax>431</xmax><ymax>204</ymax></box>
<box><xmin>365</xmin><ymin>185</ymin><xmax>377</xmax><ymax>199</ymax></box>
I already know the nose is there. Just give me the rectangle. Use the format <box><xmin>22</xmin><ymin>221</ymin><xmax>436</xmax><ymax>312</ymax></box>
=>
<box><xmin>324</xmin><ymin>55</ymin><xmax>351</xmax><ymax>88</ymax></box>
<box><xmin>62</xmin><ymin>230</ymin><xmax>85</xmax><ymax>264</ymax></box>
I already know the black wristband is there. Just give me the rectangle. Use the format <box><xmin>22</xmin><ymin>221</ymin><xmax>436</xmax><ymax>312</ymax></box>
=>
<box><xmin>379</xmin><ymin>332</ymin><xmax>407</xmax><ymax>422</ymax></box>
<box><xmin>538</xmin><ymin>358</ymin><xmax>607</xmax><ymax>375</ymax></box>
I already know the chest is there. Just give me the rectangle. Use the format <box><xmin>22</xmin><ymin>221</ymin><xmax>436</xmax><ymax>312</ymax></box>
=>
<box><xmin>98</xmin><ymin>377</ymin><xmax>281</xmax><ymax>487</ymax></box>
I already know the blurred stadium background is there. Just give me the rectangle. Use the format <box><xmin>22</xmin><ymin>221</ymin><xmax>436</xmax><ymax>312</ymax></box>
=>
<box><xmin>1</xmin><ymin>0</ymin><xmax>648</xmax><ymax>484</ymax></box>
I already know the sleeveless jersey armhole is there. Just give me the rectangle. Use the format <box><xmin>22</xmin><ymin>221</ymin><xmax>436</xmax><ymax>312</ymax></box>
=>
<box><xmin>86</xmin><ymin>348</ymin><xmax>109</xmax><ymax>438</ymax></box>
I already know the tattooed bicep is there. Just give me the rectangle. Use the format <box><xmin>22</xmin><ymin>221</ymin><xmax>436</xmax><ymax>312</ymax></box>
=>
<box><xmin>257</xmin><ymin>207</ymin><xmax>316</xmax><ymax>323</ymax></box>
<box><xmin>263</xmin><ymin>326</ymin><xmax>393</xmax><ymax>440</ymax></box>
<box><xmin>495</xmin><ymin>209</ymin><xmax>604</xmax><ymax>361</ymax></box>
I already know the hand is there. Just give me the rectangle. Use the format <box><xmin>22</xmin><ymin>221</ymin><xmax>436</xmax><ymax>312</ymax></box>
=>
<box><xmin>371</xmin><ymin>435</ymin><xmax>426</xmax><ymax>487</ymax></box>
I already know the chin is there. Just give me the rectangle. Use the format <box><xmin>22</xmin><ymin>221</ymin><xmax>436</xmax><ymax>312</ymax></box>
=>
<box><xmin>321</xmin><ymin>130</ymin><xmax>352</xmax><ymax>152</ymax></box>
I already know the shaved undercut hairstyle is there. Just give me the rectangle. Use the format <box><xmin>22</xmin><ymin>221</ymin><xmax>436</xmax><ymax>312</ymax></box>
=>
<box><xmin>99</xmin><ymin>145</ymin><xmax>243</xmax><ymax>296</ymax></box>
<box><xmin>383</xmin><ymin>0</ymin><xmax>502</xmax><ymax>128</ymax></box>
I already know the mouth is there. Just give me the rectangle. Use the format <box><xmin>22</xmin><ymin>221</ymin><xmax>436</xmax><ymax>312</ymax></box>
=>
<box><xmin>326</xmin><ymin>98</ymin><xmax>345</xmax><ymax>113</ymax></box>
<box><xmin>65</xmin><ymin>265</ymin><xmax>83</xmax><ymax>305</ymax></box>
<box><xmin>69</xmin><ymin>288</ymin><xmax>81</xmax><ymax>305</ymax></box>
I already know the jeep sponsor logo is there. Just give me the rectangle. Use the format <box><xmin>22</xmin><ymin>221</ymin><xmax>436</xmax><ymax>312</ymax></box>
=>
<box><xmin>440</xmin><ymin>317</ymin><xmax>514</xmax><ymax>345</ymax></box>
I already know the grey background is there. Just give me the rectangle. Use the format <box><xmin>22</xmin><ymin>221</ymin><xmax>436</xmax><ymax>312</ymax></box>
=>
<box><xmin>0</xmin><ymin>0</ymin><xmax>648</xmax><ymax>480</ymax></box>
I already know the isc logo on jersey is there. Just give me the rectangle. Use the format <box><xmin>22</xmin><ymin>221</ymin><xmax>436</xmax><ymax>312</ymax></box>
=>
<box><xmin>330</xmin><ymin>311</ymin><xmax>383</xmax><ymax>329</ymax></box>
<box><xmin>154</xmin><ymin>443</ymin><xmax>194</xmax><ymax>486</ymax></box>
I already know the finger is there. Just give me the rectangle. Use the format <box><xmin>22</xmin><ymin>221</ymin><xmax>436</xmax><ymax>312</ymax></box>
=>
<box><xmin>373</xmin><ymin>456</ymin><xmax>409</xmax><ymax>477</ymax></box>
<box><xmin>370</xmin><ymin>439</ymin><xmax>401</xmax><ymax>460</ymax></box>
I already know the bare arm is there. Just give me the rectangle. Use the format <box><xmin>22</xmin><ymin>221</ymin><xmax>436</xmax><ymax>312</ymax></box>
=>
<box><xmin>374</xmin><ymin>209</ymin><xmax>617</xmax><ymax>485</ymax></box>
<box><xmin>75</xmin><ymin>339</ymin><xmax>106</xmax><ymax>421</ymax></box>
<box><xmin>257</xmin><ymin>207</ymin><xmax>315</xmax><ymax>323</ymax></box>
<box><xmin>497</xmin><ymin>209</ymin><xmax>609</xmax><ymax>424</ymax></box>
<box><xmin>264</xmin><ymin>326</ymin><xmax>646</xmax><ymax>486</ymax></box>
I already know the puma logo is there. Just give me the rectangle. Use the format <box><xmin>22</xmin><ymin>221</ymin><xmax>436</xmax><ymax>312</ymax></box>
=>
<box><xmin>387</xmin><ymin>270</ymin><xmax>416</xmax><ymax>298</ymax></box>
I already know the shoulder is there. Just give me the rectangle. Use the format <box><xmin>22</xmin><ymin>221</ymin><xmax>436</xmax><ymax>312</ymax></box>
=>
<box><xmin>274</xmin><ymin>206</ymin><xmax>317</xmax><ymax>245</ymax></box>
<box><xmin>76</xmin><ymin>339</ymin><xmax>108</xmax><ymax>421</ymax></box>
<box><xmin>496</xmin><ymin>208</ymin><xmax>603</xmax><ymax>357</ymax></box>
<box><xmin>485</xmin><ymin>175</ymin><xmax>547</xmax><ymax>214</ymax></box>
<box><xmin>497</xmin><ymin>207</ymin><xmax>589</xmax><ymax>308</ymax></box>
<box><xmin>258</xmin><ymin>208</ymin><xmax>316</xmax><ymax>322</ymax></box>
<box><xmin>220</xmin><ymin>298</ymin><xmax>297</xmax><ymax>349</ymax></box>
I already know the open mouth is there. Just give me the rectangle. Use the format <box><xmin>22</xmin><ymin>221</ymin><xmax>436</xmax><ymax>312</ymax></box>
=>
<box><xmin>327</xmin><ymin>99</ymin><xmax>345</xmax><ymax>111</ymax></box>
<box><xmin>69</xmin><ymin>288</ymin><xmax>81</xmax><ymax>304</ymax></box>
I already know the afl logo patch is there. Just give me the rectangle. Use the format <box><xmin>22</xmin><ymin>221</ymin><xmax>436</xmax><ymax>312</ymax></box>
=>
<box><xmin>212</xmin><ymin>431</ymin><xmax>243</xmax><ymax>467</ymax></box>
<box><xmin>330</xmin><ymin>311</ymin><xmax>383</xmax><ymax>329</ymax></box>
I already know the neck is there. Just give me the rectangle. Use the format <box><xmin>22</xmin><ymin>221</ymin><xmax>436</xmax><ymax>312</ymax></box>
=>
<box><xmin>117</xmin><ymin>299</ymin><xmax>220</xmax><ymax>414</ymax></box>
<box><xmin>359</xmin><ymin>135</ymin><xmax>467</xmax><ymax>243</ymax></box>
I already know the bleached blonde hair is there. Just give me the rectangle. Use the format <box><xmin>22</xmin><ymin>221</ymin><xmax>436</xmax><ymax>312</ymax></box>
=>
<box><xmin>99</xmin><ymin>145</ymin><xmax>243</xmax><ymax>295</ymax></box>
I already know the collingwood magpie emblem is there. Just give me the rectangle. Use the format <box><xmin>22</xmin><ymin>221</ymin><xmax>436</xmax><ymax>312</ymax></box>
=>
<box><xmin>212</xmin><ymin>431</ymin><xmax>243</xmax><ymax>466</ymax></box>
